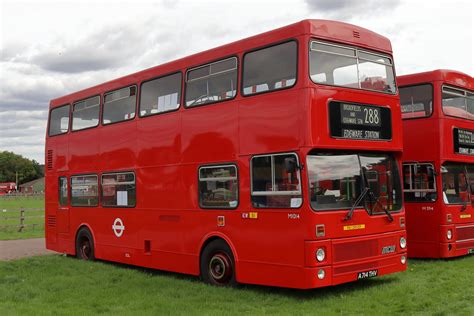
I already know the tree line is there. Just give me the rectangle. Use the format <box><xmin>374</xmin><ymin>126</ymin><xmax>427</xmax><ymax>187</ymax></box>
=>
<box><xmin>0</xmin><ymin>151</ymin><xmax>44</xmax><ymax>185</ymax></box>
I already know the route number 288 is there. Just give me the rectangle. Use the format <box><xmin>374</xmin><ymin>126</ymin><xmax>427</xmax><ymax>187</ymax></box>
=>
<box><xmin>364</xmin><ymin>108</ymin><xmax>380</xmax><ymax>125</ymax></box>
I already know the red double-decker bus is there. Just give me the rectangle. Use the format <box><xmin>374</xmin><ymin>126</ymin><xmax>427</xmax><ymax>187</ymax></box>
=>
<box><xmin>45</xmin><ymin>20</ymin><xmax>406</xmax><ymax>289</ymax></box>
<box><xmin>0</xmin><ymin>182</ymin><xmax>16</xmax><ymax>195</ymax></box>
<box><xmin>399</xmin><ymin>69</ymin><xmax>474</xmax><ymax>258</ymax></box>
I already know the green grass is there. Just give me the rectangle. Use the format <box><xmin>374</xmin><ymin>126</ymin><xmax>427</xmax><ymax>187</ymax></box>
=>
<box><xmin>0</xmin><ymin>255</ymin><xmax>473</xmax><ymax>315</ymax></box>
<box><xmin>0</xmin><ymin>196</ymin><xmax>44</xmax><ymax>240</ymax></box>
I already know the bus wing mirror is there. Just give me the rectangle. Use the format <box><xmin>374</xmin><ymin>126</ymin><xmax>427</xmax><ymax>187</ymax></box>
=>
<box><xmin>284</xmin><ymin>157</ymin><xmax>297</xmax><ymax>173</ymax></box>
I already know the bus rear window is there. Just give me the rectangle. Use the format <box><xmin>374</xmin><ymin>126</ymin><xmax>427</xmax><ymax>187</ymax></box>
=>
<box><xmin>400</xmin><ymin>84</ymin><xmax>433</xmax><ymax>119</ymax></box>
<box><xmin>72</xmin><ymin>96</ymin><xmax>100</xmax><ymax>131</ymax></box>
<box><xmin>442</xmin><ymin>85</ymin><xmax>474</xmax><ymax>120</ymax></box>
<box><xmin>243</xmin><ymin>41</ymin><xmax>297</xmax><ymax>95</ymax></box>
<box><xmin>49</xmin><ymin>104</ymin><xmax>70</xmax><ymax>136</ymax></box>
<box><xmin>103</xmin><ymin>86</ymin><xmax>136</xmax><ymax>124</ymax></box>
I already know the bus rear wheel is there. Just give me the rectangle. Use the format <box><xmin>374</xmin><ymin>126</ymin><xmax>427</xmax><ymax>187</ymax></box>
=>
<box><xmin>76</xmin><ymin>227</ymin><xmax>95</xmax><ymax>261</ymax></box>
<box><xmin>200</xmin><ymin>239</ymin><xmax>236</xmax><ymax>286</ymax></box>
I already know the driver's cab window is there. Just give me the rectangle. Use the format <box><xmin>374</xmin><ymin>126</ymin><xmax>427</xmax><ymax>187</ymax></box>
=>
<box><xmin>403</xmin><ymin>163</ymin><xmax>437</xmax><ymax>202</ymax></box>
<box><xmin>251</xmin><ymin>153</ymin><xmax>302</xmax><ymax>208</ymax></box>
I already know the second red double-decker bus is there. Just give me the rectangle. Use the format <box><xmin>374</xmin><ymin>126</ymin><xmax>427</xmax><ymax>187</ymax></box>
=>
<box><xmin>45</xmin><ymin>20</ymin><xmax>406</xmax><ymax>289</ymax></box>
<box><xmin>399</xmin><ymin>69</ymin><xmax>474</xmax><ymax>258</ymax></box>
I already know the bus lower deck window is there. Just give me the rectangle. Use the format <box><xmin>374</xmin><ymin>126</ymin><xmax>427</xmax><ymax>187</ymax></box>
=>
<box><xmin>199</xmin><ymin>165</ymin><xmax>238</xmax><ymax>208</ymax></box>
<box><xmin>71</xmin><ymin>175</ymin><xmax>99</xmax><ymax>206</ymax></box>
<box><xmin>101</xmin><ymin>172</ymin><xmax>136</xmax><ymax>207</ymax></box>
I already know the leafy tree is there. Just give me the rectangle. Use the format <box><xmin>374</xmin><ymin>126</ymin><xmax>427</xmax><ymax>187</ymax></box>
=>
<box><xmin>0</xmin><ymin>151</ymin><xmax>44</xmax><ymax>185</ymax></box>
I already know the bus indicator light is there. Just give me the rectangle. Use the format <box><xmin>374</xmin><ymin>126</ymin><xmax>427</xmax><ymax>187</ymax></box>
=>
<box><xmin>316</xmin><ymin>224</ymin><xmax>325</xmax><ymax>237</ymax></box>
<box><xmin>399</xmin><ymin>217</ymin><xmax>405</xmax><ymax>228</ymax></box>
<box><xmin>217</xmin><ymin>216</ymin><xmax>225</xmax><ymax>227</ymax></box>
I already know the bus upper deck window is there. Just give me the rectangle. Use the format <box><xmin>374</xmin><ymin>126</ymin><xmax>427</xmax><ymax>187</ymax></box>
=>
<box><xmin>103</xmin><ymin>86</ymin><xmax>137</xmax><ymax>124</ymax></box>
<box><xmin>243</xmin><ymin>41</ymin><xmax>297</xmax><ymax>96</ymax></box>
<box><xmin>72</xmin><ymin>96</ymin><xmax>100</xmax><ymax>131</ymax></box>
<box><xmin>49</xmin><ymin>104</ymin><xmax>70</xmax><ymax>136</ymax></box>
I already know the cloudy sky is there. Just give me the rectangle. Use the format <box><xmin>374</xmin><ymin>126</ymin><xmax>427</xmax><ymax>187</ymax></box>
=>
<box><xmin>0</xmin><ymin>0</ymin><xmax>473</xmax><ymax>164</ymax></box>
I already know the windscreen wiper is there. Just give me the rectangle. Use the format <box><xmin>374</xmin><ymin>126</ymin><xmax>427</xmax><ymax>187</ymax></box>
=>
<box><xmin>460</xmin><ymin>199</ymin><xmax>468</xmax><ymax>212</ymax></box>
<box><xmin>344</xmin><ymin>187</ymin><xmax>370</xmax><ymax>221</ymax></box>
<box><xmin>369</xmin><ymin>192</ymin><xmax>394</xmax><ymax>222</ymax></box>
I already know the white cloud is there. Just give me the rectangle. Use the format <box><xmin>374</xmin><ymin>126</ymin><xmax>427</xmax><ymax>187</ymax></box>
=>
<box><xmin>0</xmin><ymin>0</ymin><xmax>473</xmax><ymax>164</ymax></box>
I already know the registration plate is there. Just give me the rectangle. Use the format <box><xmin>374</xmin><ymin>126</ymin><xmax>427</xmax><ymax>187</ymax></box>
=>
<box><xmin>468</xmin><ymin>249</ymin><xmax>474</xmax><ymax>254</ymax></box>
<box><xmin>357</xmin><ymin>270</ymin><xmax>378</xmax><ymax>280</ymax></box>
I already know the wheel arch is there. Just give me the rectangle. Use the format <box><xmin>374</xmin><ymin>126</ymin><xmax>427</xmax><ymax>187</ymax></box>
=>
<box><xmin>198</xmin><ymin>232</ymin><xmax>239</xmax><ymax>263</ymax></box>
<box><xmin>74</xmin><ymin>223</ymin><xmax>96</xmax><ymax>256</ymax></box>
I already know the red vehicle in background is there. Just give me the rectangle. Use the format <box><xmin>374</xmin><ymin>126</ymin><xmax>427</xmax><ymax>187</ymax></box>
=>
<box><xmin>45</xmin><ymin>20</ymin><xmax>406</xmax><ymax>289</ymax></box>
<box><xmin>0</xmin><ymin>182</ymin><xmax>16</xmax><ymax>195</ymax></box>
<box><xmin>399</xmin><ymin>69</ymin><xmax>474</xmax><ymax>258</ymax></box>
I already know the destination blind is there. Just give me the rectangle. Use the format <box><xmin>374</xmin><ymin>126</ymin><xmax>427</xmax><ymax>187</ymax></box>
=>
<box><xmin>329</xmin><ymin>101</ymin><xmax>392</xmax><ymax>140</ymax></box>
<box><xmin>454</xmin><ymin>128</ymin><xmax>474</xmax><ymax>155</ymax></box>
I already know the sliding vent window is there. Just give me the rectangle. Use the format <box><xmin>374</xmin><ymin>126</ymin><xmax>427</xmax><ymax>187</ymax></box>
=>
<box><xmin>103</xmin><ymin>86</ymin><xmax>136</xmax><ymax>124</ymax></box>
<box><xmin>140</xmin><ymin>73</ymin><xmax>182</xmax><ymax>116</ymax></box>
<box><xmin>442</xmin><ymin>85</ymin><xmax>474</xmax><ymax>120</ymax></box>
<box><xmin>310</xmin><ymin>40</ymin><xmax>396</xmax><ymax>94</ymax></box>
<box><xmin>400</xmin><ymin>85</ymin><xmax>433</xmax><ymax>119</ymax></box>
<box><xmin>101</xmin><ymin>172</ymin><xmax>136</xmax><ymax>207</ymax></box>
<box><xmin>186</xmin><ymin>57</ymin><xmax>237</xmax><ymax>106</ymax></box>
<box><xmin>71</xmin><ymin>175</ymin><xmax>98</xmax><ymax>206</ymax></box>
<box><xmin>251</xmin><ymin>153</ymin><xmax>302</xmax><ymax>208</ymax></box>
<box><xmin>72</xmin><ymin>96</ymin><xmax>100</xmax><ymax>131</ymax></box>
<box><xmin>199</xmin><ymin>165</ymin><xmax>238</xmax><ymax>208</ymax></box>
<box><xmin>243</xmin><ymin>41</ymin><xmax>297</xmax><ymax>95</ymax></box>
<box><xmin>49</xmin><ymin>104</ymin><xmax>70</xmax><ymax>136</ymax></box>
<box><xmin>403</xmin><ymin>163</ymin><xmax>437</xmax><ymax>202</ymax></box>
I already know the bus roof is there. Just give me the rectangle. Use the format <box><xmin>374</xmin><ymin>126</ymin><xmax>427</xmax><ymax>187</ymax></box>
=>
<box><xmin>50</xmin><ymin>19</ymin><xmax>393</xmax><ymax>108</ymax></box>
<box><xmin>398</xmin><ymin>69</ymin><xmax>474</xmax><ymax>90</ymax></box>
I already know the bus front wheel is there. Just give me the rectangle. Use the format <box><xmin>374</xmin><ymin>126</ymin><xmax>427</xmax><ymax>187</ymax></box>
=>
<box><xmin>75</xmin><ymin>227</ymin><xmax>95</xmax><ymax>261</ymax></box>
<box><xmin>200</xmin><ymin>239</ymin><xmax>236</xmax><ymax>286</ymax></box>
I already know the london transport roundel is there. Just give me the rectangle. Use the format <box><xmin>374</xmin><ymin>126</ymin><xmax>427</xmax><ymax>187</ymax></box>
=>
<box><xmin>112</xmin><ymin>218</ymin><xmax>125</xmax><ymax>237</ymax></box>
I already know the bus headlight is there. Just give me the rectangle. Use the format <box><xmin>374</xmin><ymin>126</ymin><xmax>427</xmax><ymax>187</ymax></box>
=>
<box><xmin>316</xmin><ymin>248</ymin><xmax>326</xmax><ymax>262</ymax></box>
<box><xmin>400</xmin><ymin>237</ymin><xmax>407</xmax><ymax>249</ymax></box>
<box><xmin>401</xmin><ymin>255</ymin><xmax>407</xmax><ymax>264</ymax></box>
<box><xmin>317</xmin><ymin>269</ymin><xmax>325</xmax><ymax>280</ymax></box>
<box><xmin>447</xmin><ymin>229</ymin><xmax>452</xmax><ymax>240</ymax></box>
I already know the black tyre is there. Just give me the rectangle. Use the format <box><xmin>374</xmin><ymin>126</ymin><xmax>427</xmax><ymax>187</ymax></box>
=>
<box><xmin>200</xmin><ymin>239</ymin><xmax>236</xmax><ymax>286</ymax></box>
<box><xmin>76</xmin><ymin>227</ymin><xmax>95</xmax><ymax>261</ymax></box>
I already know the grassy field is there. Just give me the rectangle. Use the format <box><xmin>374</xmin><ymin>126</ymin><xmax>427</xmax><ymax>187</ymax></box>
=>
<box><xmin>0</xmin><ymin>196</ymin><xmax>44</xmax><ymax>240</ymax></box>
<box><xmin>0</xmin><ymin>255</ymin><xmax>473</xmax><ymax>315</ymax></box>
